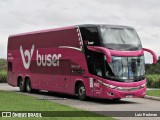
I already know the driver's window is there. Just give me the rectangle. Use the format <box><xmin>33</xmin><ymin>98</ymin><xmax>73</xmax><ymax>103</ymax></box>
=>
<box><xmin>94</xmin><ymin>62</ymin><xmax>103</xmax><ymax>77</ymax></box>
<box><xmin>87</xmin><ymin>51</ymin><xmax>105</xmax><ymax>77</ymax></box>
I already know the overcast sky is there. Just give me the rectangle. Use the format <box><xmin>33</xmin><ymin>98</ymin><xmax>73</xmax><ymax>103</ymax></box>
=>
<box><xmin>0</xmin><ymin>0</ymin><xmax>160</xmax><ymax>63</ymax></box>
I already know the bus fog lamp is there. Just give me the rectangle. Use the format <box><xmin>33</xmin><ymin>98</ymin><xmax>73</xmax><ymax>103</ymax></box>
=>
<box><xmin>108</xmin><ymin>92</ymin><xmax>114</xmax><ymax>96</ymax></box>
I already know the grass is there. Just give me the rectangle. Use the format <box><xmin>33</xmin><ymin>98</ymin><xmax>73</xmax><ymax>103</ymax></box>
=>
<box><xmin>0</xmin><ymin>91</ymin><xmax>114</xmax><ymax>120</ymax></box>
<box><xmin>146</xmin><ymin>90</ymin><xmax>160</xmax><ymax>97</ymax></box>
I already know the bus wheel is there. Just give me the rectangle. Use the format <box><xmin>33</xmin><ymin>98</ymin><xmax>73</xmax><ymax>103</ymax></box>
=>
<box><xmin>113</xmin><ymin>98</ymin><xmax>121</xmax><ymax>101</ymax></box>
<box><xmin>78</xmin><ymin>83</ymin><xmax>86</xmax><ymax>100</ymax></box>
<box><xmin>26</xmin><ymin>78</ymin><xmax>32</xmax><ymax>93</ymax></box>
<box><xmin>19</xmin><ymin>78</ymin><xmax>25</xmax><ymax>92</ymax></box>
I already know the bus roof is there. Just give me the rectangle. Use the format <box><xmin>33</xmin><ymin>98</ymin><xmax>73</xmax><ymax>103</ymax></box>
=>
<box><xmin>77</xmin><ymin>24</ymin><xmax>134</xmax><ymax>29</ymax></box>
<box><xmin>9</xmin><ymin>24</ymin><xmax>134</xmax><ymax>38</ymax></box>
<box><xmin>9</xmin><ymin>26</ymin><xmax>76</xmax><ymax>38</ymax></box>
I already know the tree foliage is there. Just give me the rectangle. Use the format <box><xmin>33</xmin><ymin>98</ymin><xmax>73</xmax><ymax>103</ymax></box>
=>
<box><xmin>0</xmin><ymin>58</ymin><xmax>7</xmax><ymax>71</ymax></box>
<box><xmin>145</xmin><ymin>56</ymin><xmax>160</xmax><ymax>74</ymax></box>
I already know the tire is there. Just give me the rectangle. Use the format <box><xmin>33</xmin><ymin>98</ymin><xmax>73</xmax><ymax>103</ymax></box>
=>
<box><xmin>78</xmin><ymin>83</ymin><xmax>86</xmax><ymax>100</ymax></box>
<box><xmin>113</xmin><ymin>98</ymin><xmax>121</xmax><ymax>101</ymax></box>
<box><xmin>26</xmin><ymin>78</ymin><xmax>32</xmax><ymax>93</ymax></box>
<box><xmin>19</xmin><ymin>78</ymin><xmax>25</xmax><ymax>92</ymax></box>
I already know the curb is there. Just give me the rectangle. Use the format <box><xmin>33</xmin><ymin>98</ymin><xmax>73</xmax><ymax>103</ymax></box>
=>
<box><xmin>144</xmin><ymin>95</ymin><xmax>160</xmax><ymax>101</ymax></box>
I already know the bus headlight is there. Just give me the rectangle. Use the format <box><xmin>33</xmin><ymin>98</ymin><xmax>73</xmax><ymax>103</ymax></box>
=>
<box><xmin>108</xmin><ymin>84</ymin><xmax>117</xmax><ymax>89</ymax></box>
<box><xmin>140</xmin><ymin>83</ymin><xmax>146</xmax><ymax>88</ymax></box>
<box><xmin>98</xmin><ymin>80</ymin><xmax>117</xmax><ymax>89</ymax></box>
<box><xmin>116</xmin><ymin>87</ymin><xmax>122</xmax><ymax>90</ymax></box>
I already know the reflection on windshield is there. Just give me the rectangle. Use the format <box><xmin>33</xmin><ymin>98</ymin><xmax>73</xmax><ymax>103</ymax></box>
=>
<box><xmin>108</xmin><ymin>56</ymin><xmax>145</xmax><ymax>82</ymax></box>
<box><xmin>100</xmin><ymin>26</ymin><xmax>142</xmax><ymax>51</ymax></box>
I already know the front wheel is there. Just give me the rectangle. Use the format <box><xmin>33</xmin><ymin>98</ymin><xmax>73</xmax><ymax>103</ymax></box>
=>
<box><xmin>78</xmin><ymin>83</ymin><xmax>86</xmax><ymax>100</ymax></box>
<box><xmin>113</xmin><ymin>98</ymin><xmax>121</xmax><ymax>101</ymax></box>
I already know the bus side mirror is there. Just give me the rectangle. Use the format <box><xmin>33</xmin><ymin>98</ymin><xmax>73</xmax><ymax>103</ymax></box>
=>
<box><xmin>143</xmin><ymin>48</ymin><xmax>157</xmax><ymax>64</ymax></box>
<box><xmin>87</xmin><ymin>46</ymin><xmax>112</xmax><ymax>63</ymax></box>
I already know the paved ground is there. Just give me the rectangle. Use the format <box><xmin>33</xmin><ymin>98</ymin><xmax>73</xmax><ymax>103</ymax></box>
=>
<box><xmin>0</xmin><ymin>83</ymin><xmax>160</xmax><ymax>120</ymax></box>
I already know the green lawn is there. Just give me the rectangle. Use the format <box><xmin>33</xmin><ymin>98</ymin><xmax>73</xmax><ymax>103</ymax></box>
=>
<box><xmin>146</xmin><ymin>90</ymin><xmax>160</xmax><ymax>97</ymax></box>
<box><xmin>0</xmin><ymin>91</ymin><xmax>114</xmax><ymax>120</ymax></box>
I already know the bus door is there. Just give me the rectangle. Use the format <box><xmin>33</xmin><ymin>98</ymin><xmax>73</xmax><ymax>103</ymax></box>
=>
<box><xmin>88</xmin><ymin>56</ymin><xmax>105</xmax><ymax>97</ymax></box>
<box><xmin>92</xmin><ymin>60</ymin><xmax>105</xmax><ymax>97</ymax></box>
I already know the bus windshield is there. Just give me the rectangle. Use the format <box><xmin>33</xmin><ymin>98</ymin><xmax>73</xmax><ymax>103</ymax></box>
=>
<box><xmin>106</xmin><ymin>56</ymin><xmax>145</xmax><ymax>82</ymax></box>
<box><xmin>100</xmin><ymin>26</ymin><xmax>142</xmax><ymax>51</ymax></box>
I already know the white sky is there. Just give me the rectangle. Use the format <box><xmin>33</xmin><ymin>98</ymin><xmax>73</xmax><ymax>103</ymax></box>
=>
<box><xmin>0</xmin><ymin>0</ymin><xmax>160</xmax><ymax>63</ymax></box>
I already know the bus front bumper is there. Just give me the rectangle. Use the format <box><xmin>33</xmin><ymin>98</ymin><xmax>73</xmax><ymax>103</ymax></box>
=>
<box><xmin>104</xmin><ymin>87</ymin><xmax>146</xmax><ymax>99</ymax></box>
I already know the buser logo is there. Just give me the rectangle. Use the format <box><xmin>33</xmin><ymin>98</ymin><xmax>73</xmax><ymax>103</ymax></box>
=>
<box><xmin>20</xmin><ymin>45</ymin><xmax>34</xmax><ymax>69</ymax></box>
<box><xmin>37</xmin><ymin>51</ymin><xmax>62</xmax><ymax>67</ymax></box>
<box><xmin>20</xmin><ymin>44</ymin><xmax>62</xmax><ymax>69</ymax></box>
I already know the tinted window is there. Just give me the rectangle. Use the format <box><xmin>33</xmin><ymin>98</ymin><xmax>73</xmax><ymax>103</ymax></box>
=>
<box><xmin>100</xmin><ymin>26</ymin><xmax>142</xmax><ymax>51</ymax></box>
<box><xmin>8</xmin><ymin>62</ymin><xmax>12</xmax><ymax>71</ymax></box>
<box><xmin>80</xmin><ymin>27</ymin><xmax>101</xmax><ymax>46</ymax></box>
<box><xmin>86</xmin><ymin>51</ymin><xmax>106</xmax><ymax>77</ymax></box>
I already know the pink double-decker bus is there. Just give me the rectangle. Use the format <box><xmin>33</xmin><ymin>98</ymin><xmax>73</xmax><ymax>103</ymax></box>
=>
<box><xmin>7</xmin><ymin>24</ymin><xmax>157</xmax><ymax>100</ymax></box>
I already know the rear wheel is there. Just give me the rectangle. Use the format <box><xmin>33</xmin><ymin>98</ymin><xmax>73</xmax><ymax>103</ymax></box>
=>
<box><xmin>78</xmin><ymin>83</ymin><xmax>86</xmax><ymax>100</ymax></box>
<box><xmin>19</xmin><ymin>78</ymin><xmax>25</xmax><ymax>92</ymax></box>
<box><xmin>26</xmin><ymin>78</ymin><xmax>32</xmax><ymax>93</ymax></box>
<box><xmin>26</xmin><ymin>78</ymin><xmax>39</xmax><ymax>93</ymax></box>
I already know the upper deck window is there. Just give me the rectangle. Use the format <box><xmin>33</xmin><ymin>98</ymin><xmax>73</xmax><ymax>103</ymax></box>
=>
<box><xmin>100</xmin><ymin>26</ymin><xmax>142</xmax><ymax>51</ymax></box>
<box><xmin>80</xmin><ymin>27</ymin><xmax>101</xmax><ymax>46</ymax></box>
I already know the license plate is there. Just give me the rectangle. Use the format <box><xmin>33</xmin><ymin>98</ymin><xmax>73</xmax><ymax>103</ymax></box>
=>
<box><xmin>126</xmin><ymin>95</ymin><xmax>133</xmax><ymax>98</ymax></box>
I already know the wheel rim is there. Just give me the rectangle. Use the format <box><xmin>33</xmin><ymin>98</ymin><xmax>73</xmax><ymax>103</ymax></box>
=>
<box><xmin>79</xmin><ymin>86</ymin><xmax>85</xmax><ymax>97</ymax></box>
<box><xmin>26</xmin><ymin>80</ymin><xmax>31</xmax><ymax>92</ymax></box>
<box><xmin>19</xmin><ymin>80</ymin><xmax>23</xmax><ymax>91</ymax></box>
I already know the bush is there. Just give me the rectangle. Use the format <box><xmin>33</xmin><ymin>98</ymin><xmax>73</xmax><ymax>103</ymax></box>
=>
<box><xmin>0</xmin><ymin>70</ymin><xmax>7</xmax><ymax>83</ymax></box>
<box><xmin>146</xmin><ymin>74</ymin><xmax>160</xmax><ymax>88</ymax></box>
<box><xmin>0</xmin><ymin>58</ymin><xmax>7</xmax><ymax>71</ymax></box>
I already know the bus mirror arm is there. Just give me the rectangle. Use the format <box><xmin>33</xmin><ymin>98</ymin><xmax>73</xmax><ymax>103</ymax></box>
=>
<box><xmin>87</xmin><ymin>46</ymin><xmax>112</xmax><ymax>63</ymax></box>
<box><xmin>143</xmin><ymin>48</ymin><xmax>157</xmax><ymax>64</ymax></box>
